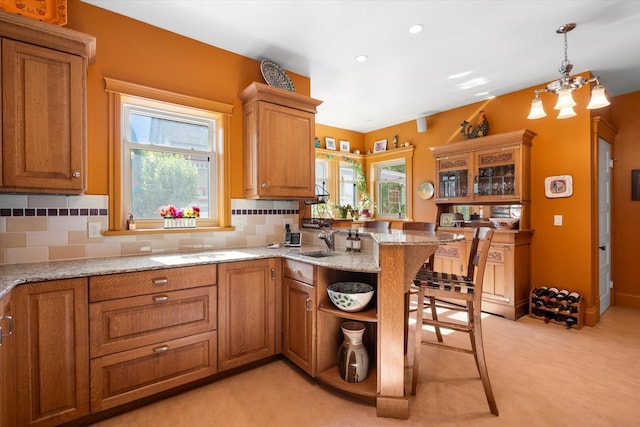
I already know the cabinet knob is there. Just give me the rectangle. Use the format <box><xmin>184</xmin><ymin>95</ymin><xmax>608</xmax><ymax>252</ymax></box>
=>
<box><xmin>261</xmin><ymin>182</ymin><xmax>268</xmax><ymax>188</ymax></box>
<box><xmin>72</xmin><ymin>171</ymin><xmax>81</xmax><ymax>178</ymax></box>
<box><xmin>305</xmin><ymin>297</ymin><xmax>312</xmax><ymax>312</ymax></box>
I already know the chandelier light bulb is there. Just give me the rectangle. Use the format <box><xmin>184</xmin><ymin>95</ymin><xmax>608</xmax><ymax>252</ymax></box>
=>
<box><xmin>557</xmin><ymin>106</ymin><xmax>577</xmax><ymax>119</ymax></box>
<box><xmin>527</xmin><ymin>96</ymin><xmax>547</xmax><ymax>119</ymax></box>
<box><xmin>554</xmin><ymin>88</ymin><xmax>577</xmax><ymax>110</ymax></box>
<box><xmin>586</xmin><ymin>85</ymin><xmax>611</xmax><ymax>109</ymax></box>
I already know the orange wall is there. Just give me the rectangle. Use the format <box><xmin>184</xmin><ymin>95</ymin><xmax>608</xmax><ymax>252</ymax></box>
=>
<box><xmin>610</xmin><ymin>91</ymin><xmax>640</xmax><ymax>308</ymax></box>
<box><xmin>65</xmin><ymin>0</ymin><xmax>310</xmax><ymax>198</ymax></box>
<box><xmin>67</xmin><ymin>0</ymin><xmax>639</xmax><ymax>315</ymax></box>
<box><xmin>322</xmin><ymin>76</ymin><xmax>605</xmax><ymax>315</ymax></box>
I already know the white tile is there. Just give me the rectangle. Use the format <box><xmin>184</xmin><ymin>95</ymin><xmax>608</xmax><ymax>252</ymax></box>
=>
<box><xmin>26</xmin><ymin>195</ymin><xmax>67</xmax><ymax>208</ymax></box>
<box><xmin>0</xmin><ymin>194</ymin><xmax>28</xmax><ymax>208</ymax></box>
<box><xmin>67</xmin><ymin>195</ymin><xmax>108</xmax><ymax>209</ymax></box>
<box><xmin>28</xmin><ymin>230</ymin><xmax>68</xmax><ymax>246</ymax></box>
<box><xmin>49</xmin><ymin>216</ymin><xmax>87</xmax><ymax>231</ymax></box>
<box><xmin>6</xmin><ymin>246</ymin><xmax>49</xmax><ymax>264</ymax></box>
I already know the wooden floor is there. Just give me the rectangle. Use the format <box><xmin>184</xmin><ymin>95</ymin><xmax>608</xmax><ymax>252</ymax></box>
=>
<box><xmin>91</xmin><ymin>305</ymin><xmax>640</xmax><ymax>427</ymax></box>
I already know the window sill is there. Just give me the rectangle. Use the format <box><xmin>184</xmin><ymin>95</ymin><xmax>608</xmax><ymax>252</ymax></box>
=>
<box><xmin>103</xmin><ymin>226</ymin><xmax>235</xmax><ymax>236</ymax></box>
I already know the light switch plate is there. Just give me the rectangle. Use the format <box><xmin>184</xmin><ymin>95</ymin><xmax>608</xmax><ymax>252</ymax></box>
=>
<box><xmin>554</xmin><ymin>215</ymin><xmax>563</xmax><ymax>226</ymax></box>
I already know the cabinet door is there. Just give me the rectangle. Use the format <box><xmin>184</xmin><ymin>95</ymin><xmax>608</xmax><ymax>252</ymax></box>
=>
<box><xmin>218</xmin><ymin>259</ymin><xmax>276</xmax><ymax>371</ymax></box>
<box><xmin>434</xmin><ymin>152</ymin><xmax>473</xmax><ymax>203</ymax></box>
<box><xmin>474</xmin><ymin>145</ymin><xmax>522</xmax><ymax>202</ymax></box>
<box><xmin>244</xmin><ymin>101</ymin><xmax>316</xmax><ymax>199</ymax></box>
<box><xmin>283</xmin><ymin>277</ymin><xmax>315</xmax><ymax>375</ymax></box>
<box><xmin>1</xmin><ymin>39</ymin><xmax>85</xmax><ymax>193</ymax></box>
<box><xmin>432</xmin><ymin>242</ymin><xmax>466</xmax><ymax>275</ymax></box>
<box><xmin>13</xmin><ymin>279</ymin><xmax>89</xmax><ymax>426</ymax></box>
<box><xmin>0</xmin><ymin>295</ymin><xmax>15</xmax><ymax>427</ymax></box>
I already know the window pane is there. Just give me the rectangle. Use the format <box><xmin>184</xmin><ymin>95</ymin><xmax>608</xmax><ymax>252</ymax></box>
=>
<box><xmin>128</xmin><ymin>111</ymin><xmax>211</xmax><ymax>151</ymax></box>
<box><xmin>376</xmin><ymin>161</ymin><xmax>406</xmax><ymax>218</ymax></box>
<box><xmin>130</xmin><ymin>149</ymin><xmax>210</xmax><ymax>219</ymax></box>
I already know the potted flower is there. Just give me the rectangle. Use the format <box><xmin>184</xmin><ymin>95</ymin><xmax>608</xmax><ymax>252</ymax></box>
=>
<box><xmin>335</xmin><ymin>204</ymin><xmax>354</xmax><ymax>219</ymax></box>
<box><xmin>159</xmin><ymin>204</ymin><xmax>200</xmax><ymax>228</ymax></box>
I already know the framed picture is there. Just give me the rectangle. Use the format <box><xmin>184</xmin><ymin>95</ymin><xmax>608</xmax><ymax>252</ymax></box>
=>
<box><xmin>339</xmin><ymin>140</ymin><xmax>350</xmax><ymax>152</ymax></box>
<box><xmin>325</xmin><ymin>137</ymin><xmax>336</xmax><ymax>150</ymax></box>
<box><xmin>544</xmin><ymin>175</ymin><xmax>573</xmax><ymax>198</ymax></box>
<box><xmin>632</xmin><ymin>170</ymin><xmax>640</xmax><ymax>201</ymax></box>
<box><xmin>373</xmin><ymin>139</ymin><xmax>387</xmax><ymax>153</ymax></box>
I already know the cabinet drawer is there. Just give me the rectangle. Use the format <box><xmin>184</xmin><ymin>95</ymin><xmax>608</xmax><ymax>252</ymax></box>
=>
<box><xmin>90</xmin><ymin>331</ymin><xmax>217</xmax><ymax>412</ymax></box>
<box><xmin>90</xmin><ymin>286</ymin><xmax>216</xmax><ymax>357</ymax></box>
<box><xmin>89</xmin><ymin>265</ymin><xmax>216</xmax><ymax>302</ymax></box>
<box><xmin>284</xmin><ymin>259</ymin><xmax>314</xmax><ymax>285</ymax></box>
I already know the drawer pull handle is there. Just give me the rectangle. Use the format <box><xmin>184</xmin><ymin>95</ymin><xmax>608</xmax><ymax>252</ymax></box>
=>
<box><xmin>153</xmin><ymin>278</ymin><xmax>169</xmax><ymax>286</ymax></box>
<box><xmin>153</xmin><ymin>345</ymin><xmax>170</xmax><ymax>353</ymax></box>
<box><xmin>153</xmin><ymin>295</ymin><xmax>169</xmax><ymax>302</ymax></box>
<box><xmin>292</xmin><ymin>268</ymin><xmax>300</xmax><ymax>274</ymax></box>
<box><xmin>0</xmin><ymin>316</ymin><xmax>13</xmax><ymax>337</ymax></box>
<box><xmin>306</xmin><ymin>297</ymin><xmax>312</xmax><ymax>312</ymax></box>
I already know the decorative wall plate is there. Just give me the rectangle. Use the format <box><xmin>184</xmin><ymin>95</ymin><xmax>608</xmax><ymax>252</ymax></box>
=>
<box><xmin>417</xmin><ymin>181</ymin><xmax>434</xmax><ymax>200</ymax></box>
<box><xmin>260</xmin><ymin>60</ymin><xmax>295</xmax><ymax>92</ymax></box>
<box><xmin>544</xmin><ymin>175</ymin><xmax>573</xmax><ymax>198</ymax></box>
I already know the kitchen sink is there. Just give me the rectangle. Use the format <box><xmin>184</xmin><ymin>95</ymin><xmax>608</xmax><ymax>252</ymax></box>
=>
<box><xmin>299</xmin><ymin>251</ymin><xmax>340</xmax><ymax>258</ymax></box>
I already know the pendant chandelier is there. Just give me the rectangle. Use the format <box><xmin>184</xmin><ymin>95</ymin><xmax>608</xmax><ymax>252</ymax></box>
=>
<box><xmin>527</xmin><ymin>23</ymin><xmax>610</xmax><ymax>120</ymax></box>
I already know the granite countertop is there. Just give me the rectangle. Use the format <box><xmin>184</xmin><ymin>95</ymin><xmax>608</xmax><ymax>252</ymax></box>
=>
<box><xmin>0</xmin><ymin>229</ymin><xmax>464</xmax><ymax>299</ymax></box>
<box><xmin>0</xmin><ymin>245</ymin><xmax>378</xmax><ymax>299</ymax></box>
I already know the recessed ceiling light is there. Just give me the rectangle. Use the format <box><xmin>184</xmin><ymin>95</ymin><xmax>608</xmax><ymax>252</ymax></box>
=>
<box><xmin>355</xmin><ymin>55</ymin><xmax>368</xmax><ymax>63</ymax></box>
<box><xmin>408</xmin><ymin>24</ymin><xmax>423</xmax><ymax>34</ymax></box>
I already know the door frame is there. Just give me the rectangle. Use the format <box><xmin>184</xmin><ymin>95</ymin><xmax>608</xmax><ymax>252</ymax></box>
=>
<box><xmin>589</xmin><ymin>117</ymin><xmax>616</xmax><ymax>325</ymax></box>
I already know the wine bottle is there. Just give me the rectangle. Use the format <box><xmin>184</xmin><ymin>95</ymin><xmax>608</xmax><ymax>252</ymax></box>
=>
<box><xmin>556</xmin><ymin>289</ymin><xmax>569</xmax><ymax>301</ymax></box>
<box><xmin>565</xmin><ymin>292</ymin><xmax>581</xmax><ymax>304</ymax></box>
<box><xmin>565</xmin><ymin>315</ymin><xmax>578</xmax><ymax>328</ymax></box>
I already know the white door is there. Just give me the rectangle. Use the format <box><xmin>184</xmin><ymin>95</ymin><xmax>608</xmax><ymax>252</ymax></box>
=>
<box><xmin>598</xmin><ymin>137</ymin><xmax>612</xmax><ymax>314</ymax></box>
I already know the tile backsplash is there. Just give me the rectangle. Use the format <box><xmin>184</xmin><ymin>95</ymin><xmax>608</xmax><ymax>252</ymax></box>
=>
<box><xmin>0</xmin><ymin>195</ymin><xmax>300</xmax><ymax>265</ymax></box>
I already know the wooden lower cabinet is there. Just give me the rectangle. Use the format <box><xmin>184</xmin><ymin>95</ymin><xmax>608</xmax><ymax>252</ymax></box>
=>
<box><xmin>434</xmin><ymin>228</ymin><xmax>532</xmax><ymax>320</ymax></box>
<box><xmin>282</xmin><ymin>259</ymin><xmax>316</xmax><ymax>375</ymax></box>
<box><xmin>12</xmin><ymin>278</ymin><xmax>90</xmax><ymax>427</ymax></box>
<box><xmin>88</xmin><ymin>265</ymin><xmax>218</xmax><ymax>412</ymax></box>
<box><xmin>90</xmin><ymin>332</ymin><xmax>217</xmax><ymax>412</ymax></box>
<box><xmin>218</xmin><ymin>259</ymin><xmax>277</xmax><ymax>371</ymax></box>
<box><xmin>0</xmin><ymin>294</ymin><xmax>15</xmax><ymax>427</ymax></box>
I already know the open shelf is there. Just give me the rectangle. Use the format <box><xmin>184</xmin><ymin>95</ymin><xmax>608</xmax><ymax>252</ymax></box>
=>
<box><xmin>318</xmin><ymin>303</ymin><xmax>377</xmax><ymax>322</ymax></box>
<box><xmin>316</xmin><ymin>366</ymin><xmax>377</xmax><ymax>398</ymax></box>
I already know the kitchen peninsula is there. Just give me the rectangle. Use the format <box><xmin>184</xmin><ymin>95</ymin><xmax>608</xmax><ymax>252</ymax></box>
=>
<box><xmin>0</xmin><ymin>229</ymin><xmax>463</xmax><ymax>424</ymax></box>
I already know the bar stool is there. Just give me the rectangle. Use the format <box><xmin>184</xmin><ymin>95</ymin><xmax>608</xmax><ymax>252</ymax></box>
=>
<box><xmin>363</xmin><ymin>221</ymin><xmax>390</xmax><ymax>231</ymax></box>
<box><xmin>411</xmin><ymin>227</ymin><xmax>498</xmax><ymax>416</ymax></box>
<box><xmin>402</xmin><ymin>221</ymin><xmax>438</xmax><ymax>351</ymax></box>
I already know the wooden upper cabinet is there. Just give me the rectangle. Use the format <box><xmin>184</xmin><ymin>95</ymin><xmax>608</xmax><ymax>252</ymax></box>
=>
<box><xmin>432</xmin><ymin>130</ymin><xmax>535</xmax><ymax>204</ymax></box>
<box><xmin>239</xmin><ymin>82</ymin><xmax>322</xmax><ymax>199</ymax></box>
<box><xmin>0</xmin><ymin>11</ymin><xmax>95</xmax><ymax>194</ymax></box>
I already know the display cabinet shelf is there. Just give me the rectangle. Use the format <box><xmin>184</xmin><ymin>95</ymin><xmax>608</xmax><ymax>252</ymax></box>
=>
<box><xmin>316</xmin><ymin>366</ymin><xmax>377</xmax><ymax>398</ymax></box>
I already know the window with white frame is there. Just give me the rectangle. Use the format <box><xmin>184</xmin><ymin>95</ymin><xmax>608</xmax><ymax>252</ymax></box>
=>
<box><xmin>122</xmin><ymin>99</ymin><xmax>218</xmax><ymax>221</ymax></box>
<box><xmin>375</xmin><ymin>159</ymin><xmax>407</xmax><ymax>219</ymax></box>
<box><xmin>339</xmin><ymin>161</ymin><xmax>359</xmax><ymax>208</ymax></box>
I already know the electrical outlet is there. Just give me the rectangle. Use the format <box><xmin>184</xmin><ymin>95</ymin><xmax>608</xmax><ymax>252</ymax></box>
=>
<box><xmin>554</xmin><ymin>215</ymin><xmax>563</xmax><ymax>226</ymax></box>
<box><xmin>88</xmin><ymin>222</ymin><xmax>101</xmax><ymax>238</ymax></box>
<box><xmin>235</xmin><ymin>218</ymin><xmax>245</xmax><ymax>232</ymax></box>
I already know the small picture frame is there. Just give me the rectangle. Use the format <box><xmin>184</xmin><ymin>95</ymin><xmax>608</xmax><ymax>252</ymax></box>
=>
<box><xmin>632</xmin><ymin>170</ymin><xmax>640</xmax><ymax>201</ymax></box>
<box><xmin>544</xmin><ymin>175</ymin><xmax>573</xmax><ymax>198</ymax></box>
<box><xmin>339</xmin><ymin>140</ymin><xmax>350</xmax><ymax>152</ymax></box>
<box><xmin>373</xmin><ymin>139</ymin><xmax>387</xmax><ymax>153</ymax></box>
<box><xmin>325</xmin><ymin>137</ymin><xmax>336</xmax><ymax>150</ymax></box>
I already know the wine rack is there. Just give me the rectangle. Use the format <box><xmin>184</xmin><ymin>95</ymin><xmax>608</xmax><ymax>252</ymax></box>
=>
<box><xmin>528</xmin><ymin>287</ymin><xmax>585</xmax><ymax>330</ymax></box>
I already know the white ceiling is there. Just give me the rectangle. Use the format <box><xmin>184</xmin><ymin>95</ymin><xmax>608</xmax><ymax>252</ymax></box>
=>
<box><xmin>82</xmin><ymin>0</ymin><xmax>640</xmax><ymax>133</ymax></box>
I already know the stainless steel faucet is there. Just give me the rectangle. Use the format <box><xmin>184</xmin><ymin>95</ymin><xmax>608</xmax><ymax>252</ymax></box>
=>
<box><xmin>318</xmin><ymin>230</ymin><xmax>338</xmax><ymax>251</ymax></box>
